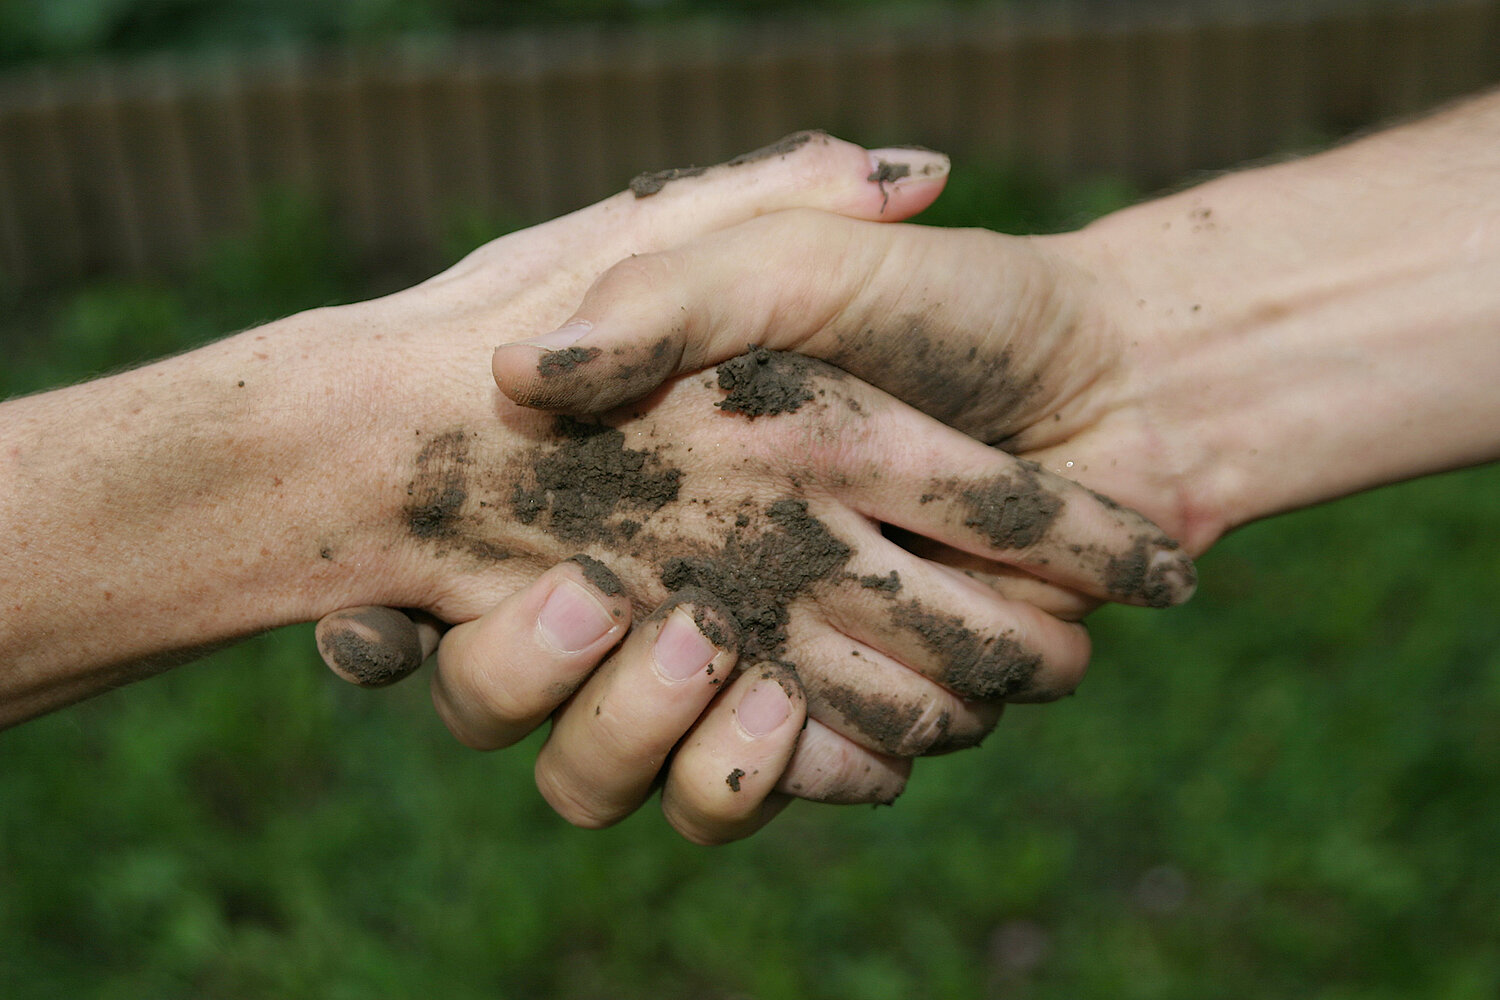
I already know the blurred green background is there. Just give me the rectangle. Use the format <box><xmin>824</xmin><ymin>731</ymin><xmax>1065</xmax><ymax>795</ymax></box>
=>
<box><xmin>4</xmin><ymin>2</ymin><xmax>1500</xmax><ymax>998</ymax></box>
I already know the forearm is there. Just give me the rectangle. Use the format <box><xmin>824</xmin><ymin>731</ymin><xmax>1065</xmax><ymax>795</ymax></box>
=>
<box><xmin>1068</xmin><ymin>90</ymin><xmax>1500</xmax><ymax>540</ymax></box>
<box><xmin>0</xmin><ymin>309</ymin><xmax>409</xmax><ymax>723</ymax></box>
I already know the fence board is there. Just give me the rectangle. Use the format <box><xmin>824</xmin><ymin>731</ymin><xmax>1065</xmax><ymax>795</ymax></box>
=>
<box><xmin>1</xmin><ymin>0</ymin><xmax>1498</xmax><ymax>287</ymax></box>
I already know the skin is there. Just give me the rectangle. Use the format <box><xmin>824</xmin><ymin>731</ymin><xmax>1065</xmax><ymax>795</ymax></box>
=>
<box><xmin>0</xmin><ymin>133</ymin><xmax>1193</xmax><ymax>847</ymax></box>
<box><xmin>493</xmin><ymin>90</ymin><xmax>1500</xmax><ymax>568</ymax></box>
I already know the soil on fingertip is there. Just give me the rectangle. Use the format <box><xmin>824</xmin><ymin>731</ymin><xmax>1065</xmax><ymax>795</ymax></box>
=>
<box><xmin>1104</xmin><ymin>533</ymin><xmax>1186</xmax><ymax>608</ymax></box>
<box><xmin>725</xmin><ymin>768</ymin><xmax>746</xmax><ymax>792</ymax></box>
<box><xmin>316</xmin><ymin>607</ymin><xmax>424</xmax><ymax>687</ymax></box>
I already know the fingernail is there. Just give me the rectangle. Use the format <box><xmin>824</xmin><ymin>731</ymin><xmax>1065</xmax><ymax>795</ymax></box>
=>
<box><xmin>653</xmin><ymin>608</ymin><xmax>718</xmax><ymax>682</ymax></box>
<box><xmin>519</xmin><ymin>320</ymin><xmax>592</xmax><ymax>350</ymax></box>
<box><xmin>537</xmin><ymin>579</ymin><xmax>616</xmax><ymax>652</ymax></box>
<box><xmin>737</xmin><ymin>677</ymin><xmax>792</xmax><ymax>738</ymax></box>
<box><xmin>866</xmin><ymin>146</ymin><xmax>950</xmax><ymax>183</ymax></box>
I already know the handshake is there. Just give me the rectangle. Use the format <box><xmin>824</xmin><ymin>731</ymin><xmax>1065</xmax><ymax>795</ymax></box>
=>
<box><xmin>7</xmin><ymin>96</ymin><xmax>1499</xmax><ymax>844</ymax></box>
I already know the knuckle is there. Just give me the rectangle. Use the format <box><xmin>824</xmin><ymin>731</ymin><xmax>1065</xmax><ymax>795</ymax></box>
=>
<box><xmin>534</xmin><ymin>761</ymin><xmax>627</xmax><ymax>830</ymax></box>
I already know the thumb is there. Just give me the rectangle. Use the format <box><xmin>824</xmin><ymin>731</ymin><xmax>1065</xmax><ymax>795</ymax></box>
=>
<box><xmin>493</xmin><ymin>207</ymin><xmax>926</xmax><ymax>414</ymax></box>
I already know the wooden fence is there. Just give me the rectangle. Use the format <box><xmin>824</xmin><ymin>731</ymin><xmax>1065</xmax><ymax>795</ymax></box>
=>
<box><xmin>1</xmin><ymin>0</ymin><xmax>1498</xmax><ymax>287</ymax></box>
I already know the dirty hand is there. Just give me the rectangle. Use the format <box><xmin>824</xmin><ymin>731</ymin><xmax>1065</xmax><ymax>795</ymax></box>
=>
<box><xmin>492</xmin><ymin>92</ymin><xmax>1500</xmax><ymax>561</ymax></box>
<box><xmin>292</xmin><ymin>132</ymin><xmax>1193</xmax><ymax>842</ymax></box>
<box><xmin>319</xmin><ymin>349</ymin><xmax>1193</xmax><ymax>843</ymax></box>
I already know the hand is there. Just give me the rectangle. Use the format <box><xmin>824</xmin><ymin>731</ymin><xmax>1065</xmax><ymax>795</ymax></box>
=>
<box><xmin>491</xmin><ymin>94</ymin><xmax>1500</xmax><ymax>561</ymax></box>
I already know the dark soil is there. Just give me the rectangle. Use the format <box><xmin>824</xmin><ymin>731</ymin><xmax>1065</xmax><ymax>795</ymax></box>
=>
<box><xmin>958</xmin><ymin>461</ymin><xmax>1063</xmax><ymax>550</ymax></box>
<box><xmin>725</xmin><ymin>768</ymin><xmax>746</xmax><ymax>792</ymax></box>
<box><xmin>569</xmin><ymin>553</ymin><xmax>624</xmax><ymax>596</ymax></box>
<box><xmin>726</xmin><ymin>131</ymin><xmax>818</xmax><ymax>167</ymax></box>
<box><xmin>891</xmin><ymin>599</ymin><xmax>1041</xmax><ymax>700</ymax></box>
<box><xmin>629</xmin><ymin>164</ymin><xmax>708</xmax><ymax>197</ymax></box>
<box><xmin>827</xmin><ymin>326</ymin><xmax>1041</xmax><ymax>445</ymax></box>
<box><xmin>716</xmin><ymin>347</ymin><xmax>835</xmax><ymax>418</ymax></box>
<box><xmin>511</xmin><ymin>417</ymin><xmax>682</xmax><ymax>545</ymax></box>
<box><xmin>404</xmin><ymin>430</ymin><xmax>470</xmax><ymax>543</ymax></box>
<box><xmin>858</xmin><ymin>570</ymin><xmax>903</xmax><ymax>594</ymax></box>
<box><xmin>647</xmin><ymin>586</ymin><xmax>738</xmax><ymax>651</ymax></box>
<box><xmin>626</xmin><ymin>131</ymin><xmax>820</xmax><ymax>199</ymax></box>
<box><xmin>537</xmin><ymin>346</ymin><xmax>601</xmax><ymax>377</ymax></box>
<box><xmin>816</xmin><ymin>678</ymin><xmax>942</xmax><ymax>756</ymax></box>
<box><xmin>315</xmin><ymin>606</ymin><xmax>425</xmax><ymax>687</ymax></box>
<box><xmin>1105</xmin><ymin>534</ymin><xmax>1184</xmax><ymax>609</ymax></box>
<box><xmin>659</xmin><ymin>498</ymin><xmax>851</xmax><ymax>664</ymax></box>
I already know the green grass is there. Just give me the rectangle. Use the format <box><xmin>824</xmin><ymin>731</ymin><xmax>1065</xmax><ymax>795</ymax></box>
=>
<box><xmin>3</xmin><ymin>177</ymin><xmax>1499</xmax><ymax>999</ymax></box>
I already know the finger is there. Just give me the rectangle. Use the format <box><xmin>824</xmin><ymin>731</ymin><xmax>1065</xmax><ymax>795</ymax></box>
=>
<box><xmin>775</xmin><ymin>718</ymin><xmax>911</xmax><ymax>804</ymax></box>
<box><xmin>881</xmin><ymin>528</ymin><xmax>1100</xmax><ymax>622</ymax></box>
<box><xmin>659</xmin><ymin>663</ymin><xmax>809</xmax><ymax>846</ymax></box>
<box><xmin>534</xmin><ymin>592</ymin><xmax>739</xmax><ymax>830</ymax></box>
<box><xmin>315</xmin><ymin>606</ymin><xmax>444</xmax><ymax>687</ymax></box>
<box><xmin>808</xmin><ymin>509</ymin><xmax>1096</xmax><ymax>705</ymax></box>
<box><xmin>778</xmin><ymin>618</ymin><xmax>1007</xmax><ymax>756</ymax></box>
<box><xmin>435</xmin><ymin>135</ymin><xmax>947</xmax><ymax>302</ymax></box>
<box><xmin>429</xmin><ymin>557</ymin><xmax>630</xmax><ymax>751</ymax></box>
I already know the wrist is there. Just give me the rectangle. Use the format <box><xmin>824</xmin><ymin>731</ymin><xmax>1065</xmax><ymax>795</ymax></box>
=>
<box><xmin>1054</xmin><ymin>105</ymin><xmax>1500</xmax><ymax>547</ymax></box>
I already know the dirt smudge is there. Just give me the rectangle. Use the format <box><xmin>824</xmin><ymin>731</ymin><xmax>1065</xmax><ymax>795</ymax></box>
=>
<box><xmin>538</xmin><ymin>346</ymin><xmax>601</xmax><ymax>377</ymax></box>
<box><xmin>828</xmin><ymin>325</ymin><xmax>1041</xmax><ymax>445</ymax></box>
<box><xmin>629</xmin><ymin>164</ymin><xmax>709</xmax><ymax>197</ymax></box>
<box><xmin>404</xmin><ymin>430</ymin><xmax>469</xmax><ymax>543</ymax></box>
<box><xmin>891</xmin><ymin>599</ymin><xmax>1041</xmax><ymax>700</ymax></box>
<box><xmin>1105</xmin><ymin>534</ymin><xmax>1190</xmax><ymax>609</ymax></box>
<box><xmin>957</xmin><ymin>460</ymin><xmax>1063</xmax><ymax>551</ymax></box>
<box><xmin>659</xmin><ymin>498</ymin><xmax>851</xmax><ymax>664</ymax></box>
<box><xmin>511</xmin><ymin>417</ymin><xmax>681</xmax><ymax>545</ymax></box>
<box><xmin>725</xmin><ymin>130</ymin><xmax>818</xmax><ymax>167</ymax></box>
<box><xmin>857</xmin><ymin>570</ymin><xmax>902</xmax><ymax>594</ymax></box>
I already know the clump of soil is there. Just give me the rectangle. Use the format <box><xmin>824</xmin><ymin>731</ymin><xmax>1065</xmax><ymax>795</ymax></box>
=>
<box><xmin>629</xmin><ymin>165</ymin><xmax>708</xmax><ymax>197</ymax></box>
<box><xmin>716</xmin><ymin>347</ymin><xmax>837</xmax><ymax>417</ymax></box>
<box><xmin>958</xmin><ymin>461</ymin><xmax>1063</xmax><ymax>550</ymax></box>
<box><xmin>512</xmin><ymin>417</ymin><xmax>681</xmax><ymax>544</ymax></box>
<box><xmin>538</xmin><ymin>346</ymin><xmax>601</xmax><ymax>377</ymax></box>
<box><xmin>568</xmin><ymin>553</ymin><xmax>624</xmax><ymax>596</ymax></box>
<box><xmin>725</xmin><ymin>768</ymin><xmax>746</xmax><ymax>792</ymax></box>
<box><xmin>891</xmin><ymin>599</ymin><xmax>1041</xmax><ymax>700</ymax></box>
<box><xmin>315</xmin><ymin>606</ymin><xmax>424</xmax><ymax>687</ymax></box>
<box><xmin>659</xmin><ymin>498</ymin><xmax>851</xmax><ymax>663</ymax></box>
